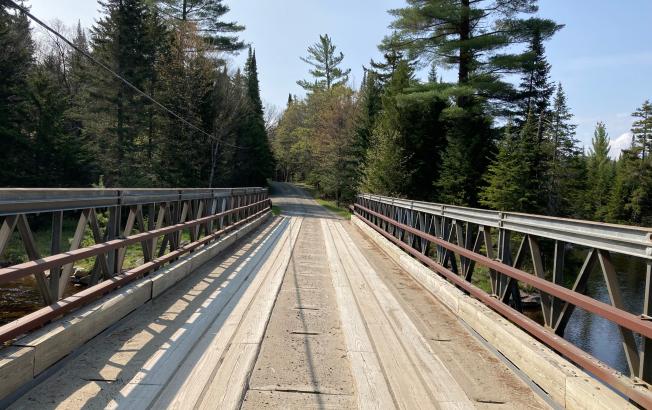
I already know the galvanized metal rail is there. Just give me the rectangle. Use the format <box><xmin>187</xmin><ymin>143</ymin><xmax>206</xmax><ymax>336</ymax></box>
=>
<box><xmin>354</xmin><ymin>193</ymin><xmax>652</xmax><ymax>407</ymax></box>
<box><xmin>0</xmin><ymin>188</ymin><xmax>271</xmax><ymax>343</ymax></box>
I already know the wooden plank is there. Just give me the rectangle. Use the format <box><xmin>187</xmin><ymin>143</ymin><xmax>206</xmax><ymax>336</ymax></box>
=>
<box><xmin>325</xmin><ymin>220</ymin><xmax>433</xmax><ymax>409</ymax></box>
<box><xmin>115</xmin><ymin>217</ymin><xmax>296</xmax><ymax>408</ymax></box>
<box><xmin>17</xmin><ymin>279</ymin><xmax>152</xmax><ymax>375</ymax></box>
<box><xmin>176</xmin><ymin>218</ymin><xmax>301</xmax><ymax>409</ymax></box>
<box><xmin>197</xmin><ymin>343</ymin><xmax>259</xmax><ymax>410</ymax></box>
<box><xmin>321</xmin><ymin>219</ymin><xmax>395</xmax><ymax>410</ymax></box>
<box><xmin>331</xmin><ymin>221</ymin><xmax>473</xmax><ymax>409</ymax></box>
<box><xmin>0</xmin><ymin>346</ymin><xmax>34</xmax><ymax>401</ymax></box>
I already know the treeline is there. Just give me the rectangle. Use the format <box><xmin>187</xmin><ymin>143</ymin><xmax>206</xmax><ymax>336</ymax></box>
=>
<box><xmin>271</xmin><ymin>0</ymin><xmax>652</xmax><ymax>226</ymax></box>
<box><xmin>0</xmin><ymin>0</ymin><xmax>273</xmax><ymax>188</ymax></box>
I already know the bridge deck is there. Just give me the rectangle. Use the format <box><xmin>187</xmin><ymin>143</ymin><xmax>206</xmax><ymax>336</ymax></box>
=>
<box><xmin>9</xmin><ymin>183</ymin><xmax>550</xmax><ymax>409</ymax></box>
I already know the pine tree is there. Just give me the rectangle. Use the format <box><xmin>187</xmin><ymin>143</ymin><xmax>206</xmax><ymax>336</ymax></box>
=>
<box><xmin>156</xmin><ymin>22</ymin><xmax>217</xmax><ymax>187</ymax></box>
<box><xmin>355</xmin><ymin>70</ymin><xmax>383</xmax><ymax>155</ymax></box>
<box><xmin>157</xmin><ymin>0</ymin><xmax>245</xmax><ymax>52</ymax></box>
<box><xmin>297</xmin><ymin>34</ymin><xmax>351</xmax><ymax>92</ymax></box>
<box><xmin>545</xmin><ymin>83</ymin><xmax>582</xmax><ymax>216</ymax></box>
<box><xmin>232</xmin><ymin>48</ymin><xmax>273</xmax><ymax>186</ymax></box>
<box><xmin>435</xmin><ymin>105</ymin><xmax>494</xmax><ymax>206</ymax></box>
<box><xmin>387</xmin><ymin>0</ymin><xmax>561</xmax><ymax>107</ymax></box>
<box><xmin>368</xmin><ymin>39</ymin><xmax>414</xmax><ymax>85</ymax></box>
<box><xmin>631</xmin><ymin>100</ymin><xmax>652</xmax><ymax>160</ymax></box>
<box><xmin>517</xmin><ymin>28</ymin><xmax>553</xmax><ymax>128</ymax></box>
<box><xmin>0</xmin><ymin>5</ymin><xmax>34</xmax><ymax>186</ymax></box>
<box><xmin>363</xmin><ymin>60</ymin><xmax>448</xmax><ymax>200</ymax></box>
<box><xmin>362</xmin><ymin>127</ymin><xmax>412</xmax><ymax>196</ymax></box>
<box><xmin>585</xmin><ymin>122</ymin><xmax>615</xmax><ymax>220</ymax></box>
<box><xmin>607</xmin><ymin>148</ymin><xmax>648</xmax><ymax>224</ymax></box>
<box><xmin>481</xmin><ymin>117</ymin><xmax>542</xmax><ymax>212</ymax></box>
<box><xmin>89</xmin><ymin>0</ymin><xmax>168</xmax><ymax>186</ymax></box>
<box><xmin>428</xmin><ymin>62</ymin><xmax>438</xmax><ymax>84</ymax></box>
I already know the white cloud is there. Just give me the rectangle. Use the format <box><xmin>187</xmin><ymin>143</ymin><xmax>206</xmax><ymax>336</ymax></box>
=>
<box><xmin>609</xmin><ymin>132</ymin><xmax>632</xmax><ymax>159</ymax></box>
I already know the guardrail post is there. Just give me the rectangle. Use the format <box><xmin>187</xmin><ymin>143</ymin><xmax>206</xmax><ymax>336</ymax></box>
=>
<box><xmin>49</xmin><ymin>211</ymin><xmax>63</xmax><ymax>302</ymax></box>
<box><xmin>642</xmin><ymin>261</ymin><xmax>652</xmax><ymax>382</ymax></box>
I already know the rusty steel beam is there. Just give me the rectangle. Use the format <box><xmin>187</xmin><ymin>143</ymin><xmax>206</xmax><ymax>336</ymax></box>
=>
<box><xmin>353</xmin><ymin>208</ymin><xmax>652</xmax><ymax>409</ymax></box>
<box><xmin>0</xmin><ymin>208</ymin><xmax>271</xmax><ymax>344</ymax></box>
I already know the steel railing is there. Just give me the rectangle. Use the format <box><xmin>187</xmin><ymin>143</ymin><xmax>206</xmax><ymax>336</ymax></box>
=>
<box><xmin>354</xmin><ymin>193</ymin><xmax>652</xmax><ymax>408</ymax></box>
<box><xmin>0</xmin><ymin>188</ymin><xmax>271</xmax><ymax>343</ymax></box>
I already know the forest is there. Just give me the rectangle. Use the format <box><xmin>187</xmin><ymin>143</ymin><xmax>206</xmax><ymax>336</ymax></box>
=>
<box><xmin>1</xmin><ymin>0</ymin><xmax>651</xmax><ymax>226</ymax></box>
<box><xmin>270</xmin><ymin>1</ymin><xmax>652</xmax><ymax>226</ymax></box>
<box><xmin>0</xmin><ymin>0</ymin><xmax>274</xmax><ymax>188</ymax></box>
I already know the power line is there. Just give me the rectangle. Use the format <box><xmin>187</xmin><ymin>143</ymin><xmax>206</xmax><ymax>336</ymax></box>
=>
<box><xmin>1</xmin><ymin>0</ymin><xmax>248</xmax><ymax>150</ymax></box>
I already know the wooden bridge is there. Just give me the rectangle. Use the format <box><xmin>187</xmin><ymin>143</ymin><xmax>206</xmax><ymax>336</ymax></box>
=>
<box><xmin>0</xmin><ymin>183</ymin><xmax>651</xmax><ymax>409</ymax></box>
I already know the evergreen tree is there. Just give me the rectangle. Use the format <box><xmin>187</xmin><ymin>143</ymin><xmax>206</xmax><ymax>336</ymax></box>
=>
<box><xmin>157</xmin><ymin>0</ymin><xmax>245</xmax><ymax>52</ymax></box>
<box><xmin>156</xmin><ymin>22</ymin><xmax>217</xmax><ymax>187</ymax></box>
<box><xmin>0</xmin><ymin>5</ymin><xmax>34</xmax><ymax>186</ymax></box>
<box><xmin>362</xmin><ymin>127</ymin><xmax>412</xmax><ymax>196</ymax></box>
<box><xmin>88</xmin><ymin>0</ymin><xmax>168</xmax><ymax>186</ymax></box>
<box><xmin>355</xmin><ymin>70</ymin><xmax>383</xmax><ymax>155</ymax></box>
<box><xmin>364</xmin><ymin>60</ymin><xmax>448</xmax><ymax>200</ymax></box>
<box><xmin>631</xmin><ymin>100</ymin><xmax>652</xmax><ymax>160</ymax></box>
<box><xmin>368</xmin><ymin>39</ymin><xmax>414</xmax><ymax>85</ymax></box>
<box><xmin>387</xmin><ymin>0</ymin><xmax>561</xmax><ymax>107</ymax></box>
<box><xmin>607</xmin><ymin>148</ymin><xmax>652</xmax><ymax>225</ymax></box>
<box><xmin>232</xmin><ymin>48</ymin><xmax>273</xmax><ymax>186</ymax></box>
<box><xmin>481</xmin><ymin>117</ymin><xmax>542</xmax><ymax>212</ymax></box>
<box><xmin>428</xmin><ymin>62</ymin><xmax>438</xmax><ymax>84</ymax></box>
<box><xmin>435</xmin><ymin>105</ymin><xmax>494</xmax><ymax>206</ymax></box>
<box><xmin>297</xmin><ymin>34</ymin><xmax>351</xmax><ymax>92</ymax></box>
<box><xmin>517</xmin><ymin>28</ymin><xmax>553</xmax><ymax>128</ymax></box>
<box><xmin>585</xmin><ymin>122</ymin><xmax>614</xmax><ymax>220</ymax></box>
<box><xmin>545</xmin><ymin>83</ymin><xmax>582</xmax><ymax>216</ymax></box>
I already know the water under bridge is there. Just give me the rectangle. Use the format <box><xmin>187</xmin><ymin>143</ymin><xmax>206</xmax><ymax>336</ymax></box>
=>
<box><xmin>0</xmin><ymin>182</ymin><xmax>651</xmax><ymax>409</ymax></box>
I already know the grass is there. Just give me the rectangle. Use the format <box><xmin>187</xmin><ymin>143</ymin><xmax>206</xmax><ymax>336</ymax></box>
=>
<box><xmin>271</xmin><ymin>205</ymin><xmax>281</xmax><ymax>216</ymax></box>
<box><xmin>294</xmin><ymin>183</ymin><xmax>351</xmax><ymax>219</ymax></box>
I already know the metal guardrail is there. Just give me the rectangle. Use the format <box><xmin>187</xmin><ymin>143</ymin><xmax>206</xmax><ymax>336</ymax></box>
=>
<box><xmin>358</xmin><ymin>194</ymin><xmax>652</xmax><ymax>259</ymax></box>
<box><xmin>354</xmin><ymin>193</ymin><xmax>652</xmax><ymax>408</ymax></box>
<box><xmin>0</xmin><ymin>188</ymin><xmax>271</xmax><ymax>342</ymax></box>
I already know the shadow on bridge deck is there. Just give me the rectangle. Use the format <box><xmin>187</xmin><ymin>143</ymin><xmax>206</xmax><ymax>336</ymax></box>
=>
<box><xmin>9</xmin><ymin>216</ymin><xmax>293</xmax><ymax>409</ymax></box>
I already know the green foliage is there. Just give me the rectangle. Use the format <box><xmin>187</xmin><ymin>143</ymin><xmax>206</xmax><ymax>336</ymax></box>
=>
<box><xmin>232</xmin><ymin>48</ymin><xmax>274</xmax><ymax>187</ymax></box>
<box><xmin>0</xmin><ymin>6</ymin><xmax>35</xmax><ymax>186</ymax></box>
<box><xmin>584</xmin><ymin>122</ymin><xmax>614</xmax><ymax>220</ymax></box>
<box><xmin>88</xmin><ymin>0</ymin><xmax>169</xmax><ymax>186</ymax></box>
<box><xmin>436</xmin><ymin>104</ymin><xmax>494</xmax><ymax>206</ymax></box>
<box><xmin>631</xmin><ymin>100</ymin><xmax>652</xmax><ymax>160</ymax></box>
<box><xmin>387</xmin><ymin>0</ymin><xmax>561</xmax><ymax>107</ymax></box>
<box><xmin>297</xmin><ymin>34</ymin><xmax>351</xmax><ymax>92</ymax></box>
<box><xmin>363</xmin><ymin>61</ymin><xmax>449</xmax><ymax>200</ymax></box>
<box><xmin>157</xmin><ymin>0</ymin><xmax>245</xmax><ymax>52</ymax></box>
<box><xmin>517</xmin><ymin>27</ymin><xmax>553</xmax><ymax>125</ymax></box>
<box><xmin>0</xmin><ymin>0</ymin><xmax>273</xmax><ymax>190</ymax></box>
<box><xmin>607</xmin><ymin>148</ymin><xmax>652</xmax><ymax>225</ymax></box>
<box><xmin>544</xmin><ymin>83</ymin><xmax>583</xmax><ymax>216</ymax></box>
<box><xmin>481</xmin><ymin>119</ymin><xmax>542</xmax><ymax>212</ymax></box>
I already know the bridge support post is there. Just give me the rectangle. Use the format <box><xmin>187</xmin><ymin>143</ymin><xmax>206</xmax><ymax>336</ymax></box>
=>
<box><xmin>640</xmin><ymin>261</ymin><xmax>652</xmax><ymax>382</ymax></box>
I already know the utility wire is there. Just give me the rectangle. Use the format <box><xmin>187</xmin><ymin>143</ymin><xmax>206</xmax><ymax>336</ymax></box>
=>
<box><xmin>2</xmin><ymin>0</ymin><xmax>248</xmax><ymax>150</ymax></box>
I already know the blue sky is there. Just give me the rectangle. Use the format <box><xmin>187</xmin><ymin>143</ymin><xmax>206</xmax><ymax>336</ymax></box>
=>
<box><xmin>27</xmin><ymin>0</ymin><xmax>652</xmax><ymax>156</ymax></box>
